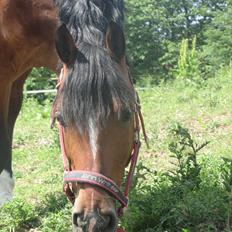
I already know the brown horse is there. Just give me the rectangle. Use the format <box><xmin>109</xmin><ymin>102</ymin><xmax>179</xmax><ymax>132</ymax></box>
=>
<box><xmin>1</xmin><ymin>0</ymin><xmax>144</xmax><ymax>231</ymax></box>
<box><xmin>52</xmin><ymin>0</ymin><xmax>142</xmax><ymax>231</ymax></box>
<box><xmin>0</xmin><ymin>0</ymin><xmax>58</xmax><ymax>205</ymax></box>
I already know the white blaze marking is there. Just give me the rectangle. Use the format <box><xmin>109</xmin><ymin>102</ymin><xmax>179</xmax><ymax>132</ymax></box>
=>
<box><xmin>91</xmin><ymin>191</ymin><xmax>95</xmax><ymax>210</ymax></box>
<box><xmin>0</xmin><ymin>170</ymin><xmax>14</xmax><ymax>206</ymax></box>
<box><xmin>89</xmin><ymin>118</ymin><xmax>98</xmax><ymax>161</ymax></box>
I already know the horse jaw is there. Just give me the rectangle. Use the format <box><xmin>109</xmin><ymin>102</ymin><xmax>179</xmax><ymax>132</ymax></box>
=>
<box><xmin>0</xmin><ymin>170</ymin><xmax>14</xmax><ymax>206</ymax></box>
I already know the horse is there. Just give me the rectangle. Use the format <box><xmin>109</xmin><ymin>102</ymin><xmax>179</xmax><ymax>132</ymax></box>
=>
<box><xmin>1</xmin><ymin>0</ymin><xmax>146</xmax><ymax>231</ymax></box>
<box><xmin>51</xmin><ymin>0</ymin><xmax>148</xmax><ymax>231</ymax></box>
<box><xmin>0</xmin><ymin>0</ymin><xmax>59</xmax><ymax>205</ymax></box>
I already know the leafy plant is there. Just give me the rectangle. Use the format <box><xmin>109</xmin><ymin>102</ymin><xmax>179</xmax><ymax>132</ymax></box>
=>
<box><xmin>201</xmin><ymin>2</ymin><xmax>232</xmax><ymax>75</ymax></box>
<box><xmin>125</xmin><ymin>0</ymin><xmax>226</xmax><ymax>80</ymax></box>
<box><xmin>25</xmin><ymin>67</ymin><xmax>56</xmax><ymax>103</ymax></box>
<box><xmin>220</xmin><ymin>158</ymin><xmax>232</xmax><ymax>230</ymax></box>
<box><xmin>167</xmin><ymin>122</ymin><xmax>209</xmax><ymax>191</ymax></box>
<box><xmin>0</xmin><ymin>199</ymin><xmax>39</xmax><ymax>232</ymax></box>
<box><xmin>176</xmin><ymin>37</ymin><xmax>202</xmax><ymax>86</ymax></box>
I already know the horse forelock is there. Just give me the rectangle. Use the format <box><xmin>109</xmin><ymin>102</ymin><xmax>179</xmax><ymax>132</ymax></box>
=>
<box><xmin>54</xmin><ymin>0</ymin><xmax>132</xmax><ymax>133</ymax></box>
<box><xmin>60</xmin><ymin>42</ymin><xmax>135</xmax><ymax>133</ymax></box>
<box><xmin>53</xmin><ymin>0</ymin><xmax>124</xmax><ymax>45</ymax></box>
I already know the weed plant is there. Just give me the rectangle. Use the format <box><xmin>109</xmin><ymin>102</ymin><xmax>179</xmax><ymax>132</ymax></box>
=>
<box><xmin>122</xmin><ymin>123</ymin><xmax>229</xmax><ymax>232</ymax></box>
<box><xmin>176</xmin><ymin>37</ymin><xmax>202</xmax><ymax>86</ymax></box>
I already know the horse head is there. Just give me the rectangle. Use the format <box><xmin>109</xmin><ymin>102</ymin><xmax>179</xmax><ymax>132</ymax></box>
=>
<box><xmin>53</xmin><ymin>22</ymin><xmax>137</xmax><ymax>232</ymax></box>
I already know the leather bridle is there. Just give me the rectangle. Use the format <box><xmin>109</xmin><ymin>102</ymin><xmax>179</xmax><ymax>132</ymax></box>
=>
<box><xmin>51</xmin><ymin>68</ymin><xmax>148</xmax><ymax>218</ymax></box>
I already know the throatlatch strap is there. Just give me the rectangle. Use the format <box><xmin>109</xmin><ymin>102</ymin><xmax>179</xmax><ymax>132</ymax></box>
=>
<box><xmin>64</xmin><ymin>171</ymin><xmax>128</xmax><ymax>207</ymax></box>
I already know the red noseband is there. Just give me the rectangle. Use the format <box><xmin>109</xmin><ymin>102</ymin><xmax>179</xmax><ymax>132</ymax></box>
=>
<box><xmin>64</xmin><ymin>170</ymin><xmax>128</xmax><ymax>206</ymax></box>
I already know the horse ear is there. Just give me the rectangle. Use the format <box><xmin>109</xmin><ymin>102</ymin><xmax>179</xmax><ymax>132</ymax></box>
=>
<box><xmin>55</xmin><ymin>24</ymin><xmax>77</xmax><ymax>65</ymax></box>
<box><xmin>106</xmin><ymin>21</ymin><xmax>125</xmax><ymax>62</ymax></box>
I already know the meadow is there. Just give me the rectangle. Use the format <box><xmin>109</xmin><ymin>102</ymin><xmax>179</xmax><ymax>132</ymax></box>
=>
<box><xmin>1</xmin><ymin>66</ymin><xmax>232</xmax><ymax>232</ymax></box>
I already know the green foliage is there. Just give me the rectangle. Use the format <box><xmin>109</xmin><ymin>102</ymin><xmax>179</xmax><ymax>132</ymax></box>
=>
<box><xmin>176</xmin><ymin>37</ymin><xmax>202</xmax><ymax>85</ymax></box>
<box><xmin>26</xmin><ymin>68</ymin><xmax>55</xmax><ymax>90</ymax></box>
<box><xmin>201</xmin><ymin>2</ymin><xmax>232</xmax><ymax>75</ymax></box>
<box><xmin>167</xmin><ymin>122</ymin><xmax>209</xmax><ymax>191</ymax></box>
<box><xmin>122</xmin><ymin>124</ymin><xmax>228</xmax><ymax>232</ymax></box>
<box><xmin>0</xmin><ymin>199</ymin><xmax>39</xmax><ymax>231</ymax></box>
<box><xmin>38</xmin><ymin>194</ymin><xmax>72</xmax><ymax>232</ymax></box>
<box><xmin>221</xmin><ymin>158</ymin><xmax>232</xmax><ymax>193</ymax></box>
<box><xmin>25</xmin><ymin>67</ymin><xmax>56</xmax><ymax>103</ymax></box>
<box><xmin>125</xmin><ymin>0</ymin><xmax>226</xmax><ymax>80</ymax></box>
<box><xmin>0</xmin><ymin>195</ymin><xmax>72</xmax><ymax>232</ymax></box>
<box><xmin>220</xmin><ymin>158</ymin><xmax>232</xmax><ymax>230</ymax></box>
<box><xmin>122</xmin><ymin>71</ymin><xmax>232</xmax><ymax>230</ymax></box>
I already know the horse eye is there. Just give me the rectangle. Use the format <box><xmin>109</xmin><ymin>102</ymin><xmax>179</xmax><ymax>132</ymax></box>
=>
<box><xmin>56</xmin><ymin>112</ymin><xmax>66</xmax><ymax>126</ymax></box>
<box><xmin>121</xmin><ymin>108</ymin><xmax>132</xmax><ymax>122</ymax></box>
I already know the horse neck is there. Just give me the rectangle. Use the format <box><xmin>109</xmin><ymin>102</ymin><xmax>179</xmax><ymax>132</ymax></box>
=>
<box><xmin>0</xmin><ymin>0</ymin><xmax>58</xmax><ymax>74</ymax></box>
<box><xmin>0</xmin><ymin>0</ymin><xmax>56</xmax><ymax>44</ymax></box>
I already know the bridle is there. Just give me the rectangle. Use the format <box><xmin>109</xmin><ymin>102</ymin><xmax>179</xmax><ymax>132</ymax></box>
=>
<box><xmin>51</xmin><ymin>68</ymin><xmax>148</xmax><ymax>221</ymax></box>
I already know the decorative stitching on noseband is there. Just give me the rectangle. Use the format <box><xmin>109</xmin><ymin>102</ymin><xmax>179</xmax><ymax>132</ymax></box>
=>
<box><xmin>64</xmin><ymin>171</ymin><xmax>128</xmax><ymax>207</ymax></box>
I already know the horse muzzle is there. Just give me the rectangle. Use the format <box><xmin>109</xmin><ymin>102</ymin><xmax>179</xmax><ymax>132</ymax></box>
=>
<box><xmin>72</xmin><ymin>186</ymin><xmax>118</xmax><ymax>232</ymax></box>
<box><xmin>72</xmin><ymin>209</ymin><xmax>117</xmax><ymax>232</ymax></box>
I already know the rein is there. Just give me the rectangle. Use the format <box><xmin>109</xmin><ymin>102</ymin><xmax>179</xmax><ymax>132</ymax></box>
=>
<box><xmin>51</xmin><ymin>69</ymin><xmax>148</xmax><ymax>230</ymax></box>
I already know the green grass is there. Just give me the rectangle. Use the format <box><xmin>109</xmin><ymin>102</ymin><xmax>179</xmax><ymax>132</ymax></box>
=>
<box><xmin>1</xmin><ymin>66</ymin><xmax>232</xmax><ymax>231</ymax></box>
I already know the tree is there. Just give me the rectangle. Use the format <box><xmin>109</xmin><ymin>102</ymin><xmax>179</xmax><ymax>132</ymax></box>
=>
<box><xmin>201</xmin><ymin>1</ymin><xmax>232</xmax><ymax>73</ymax></box>
<box><xmin>124</xmin><ymin>0</ymin><xmax>226</xmax><ymax>80</ymax></box>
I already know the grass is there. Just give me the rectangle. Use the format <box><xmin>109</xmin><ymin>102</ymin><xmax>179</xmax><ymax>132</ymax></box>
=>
<box><xmin>1</xmin><ymin>66</ymin><xmax>232</xmax><ymax>231</ymax></box>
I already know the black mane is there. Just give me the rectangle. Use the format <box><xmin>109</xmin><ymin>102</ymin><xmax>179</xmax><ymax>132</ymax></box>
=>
<box><xmin>54</xmin><ymin>0</ymin><xmax>135</xmax><ymax>132</ymax></box>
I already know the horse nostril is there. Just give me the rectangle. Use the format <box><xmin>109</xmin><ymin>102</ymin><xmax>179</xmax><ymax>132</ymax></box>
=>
<box><xmin>72</xmin><ymin>210</ymin><xmax>117</xmax><ymax>231</ymax></box>
<box><xmin>72</xmin><ymin>211</ymin><xmax>87</xmax><ymax>228</ymax></box>
<box><xmin>102</xmin><ymin>211</ymin><xmax>117</xmax><ymax>231</ymax></box>
<box><xmin>72</xmin><ymin>212</ymin><xmax>78</xmax><ymax>227</ymax></box>
<box><xmin>86</xmin><ymin>211</ymin><xmax>117</xmax><ymax>231</ymax></box>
